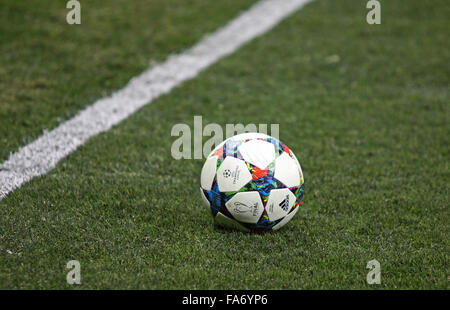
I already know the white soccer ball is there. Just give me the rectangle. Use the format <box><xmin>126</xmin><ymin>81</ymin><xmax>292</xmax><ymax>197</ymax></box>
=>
<box><xmin>200</xmin><ymin>133</ymin><xmax>304</xmax><ymax>232</ymax></box>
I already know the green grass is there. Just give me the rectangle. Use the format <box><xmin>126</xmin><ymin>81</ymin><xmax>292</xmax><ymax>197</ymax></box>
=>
<box><xmin>0</xmin><ymin>0</ymin><xmax>257</xmax><ymax>161</ymax></box>
<box><xmin>0</xmin><ymin>0</ymin><xmax>449</xmax><ymax>289</ymax></box>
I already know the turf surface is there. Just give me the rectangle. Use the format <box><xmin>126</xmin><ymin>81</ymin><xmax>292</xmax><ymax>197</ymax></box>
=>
<box><xmin>0</xmin><ymin>0</ymin><xmax>257</xmax><ymax>161</ymax></box>
<box><xmin>0</xmin><ymin>0</ymin><xmax>448</xmax><ymax>289</ymax></box>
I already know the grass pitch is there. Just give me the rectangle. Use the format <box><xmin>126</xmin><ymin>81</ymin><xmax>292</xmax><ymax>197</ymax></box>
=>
<box><xmin>0</xmin><ymin>0</ymin><xmax>449</xmax><ymax>289</ymax></box>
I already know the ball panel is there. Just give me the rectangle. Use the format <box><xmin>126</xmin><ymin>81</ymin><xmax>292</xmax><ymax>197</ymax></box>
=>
<box><xmin>274</xmin><ymin>152</ymin><xmax>301</xmax><ymax>187</ymax></box>
<box><xmin>225</xmin><ymin>191</ymin><xmax>264</xmax><ymax>224</ymax></box>
<box><xmin>238</xmin><ymin>139</ymin><xmax>275</xmax><ymax>169</ymax></box>
<box><xmin>265</xmin><ymin>188</ymin><xmax>296</xmax><ymax>222</ymax></box>
<box><xmin>290</xmin><ymin>151</ymin><xmax>304</xmax><ymax>185</ymax></box>
<box><xmin>200</xmin><ymin>155</ymin><xmax>218</xmax><ymax>190</ymax></box>
<box><xmin>216</xmin><ymin>157</ymin><xmax>252</xmax><ymax>192</ymax></box>
<box><xmin>272</xmin><ymin>204</ymin><xmax>300</xmax><ymax>231</ymax></box>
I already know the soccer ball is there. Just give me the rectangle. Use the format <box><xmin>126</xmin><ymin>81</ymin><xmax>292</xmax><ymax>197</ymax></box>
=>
<box><xmin>199</xmin><ymin>133</ymin><xmax>304</xmax><ymax>232</ymax></box>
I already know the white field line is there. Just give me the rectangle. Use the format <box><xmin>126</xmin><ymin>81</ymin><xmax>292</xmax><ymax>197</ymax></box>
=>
<box><xmin>0</xmin><ymin>0</ymin><xmax>312</xmax><ymax>199</ymax></box>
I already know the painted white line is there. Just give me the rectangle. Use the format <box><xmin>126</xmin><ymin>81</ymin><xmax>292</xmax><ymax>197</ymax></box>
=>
<box><xmin>0</xmin><ymin>0</ymin><xmax>312</xmax><ymax>199</ymax></box>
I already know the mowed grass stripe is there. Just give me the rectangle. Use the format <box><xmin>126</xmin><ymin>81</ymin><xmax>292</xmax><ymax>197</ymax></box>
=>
<box><xmin>0</xmin><ymin>0</ymin><xmax>313</xmax><ymax>199</ymax></box>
